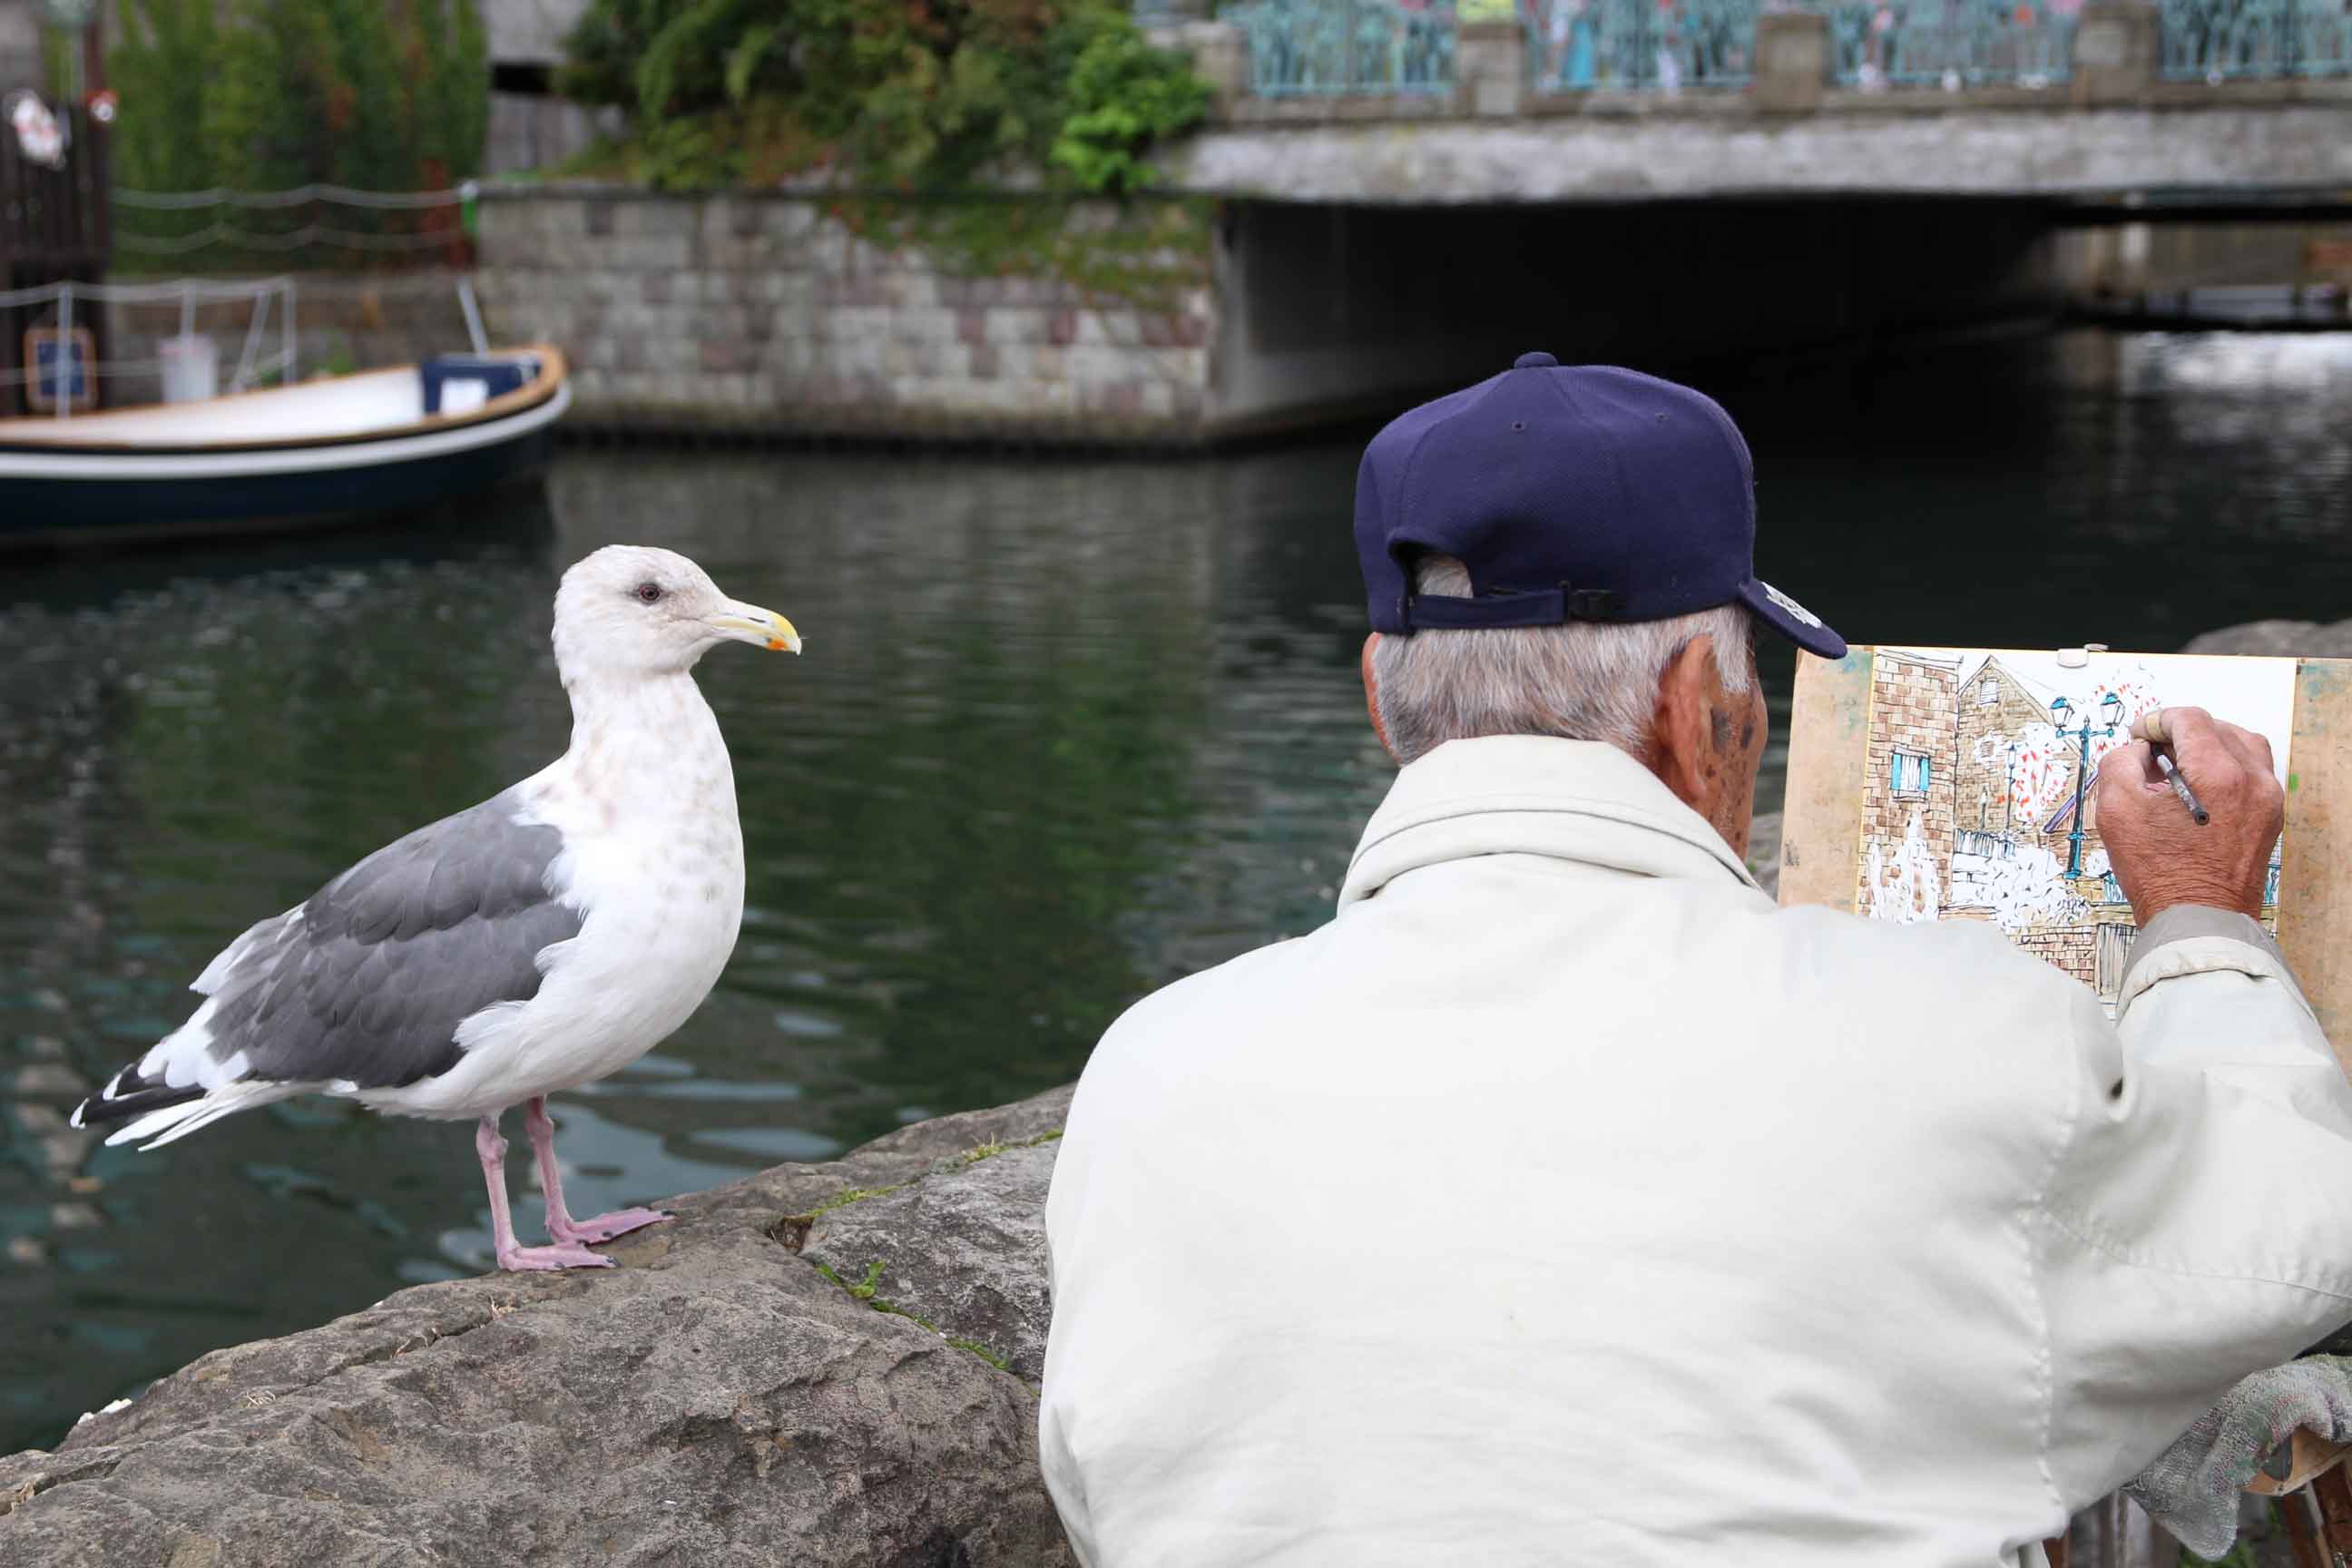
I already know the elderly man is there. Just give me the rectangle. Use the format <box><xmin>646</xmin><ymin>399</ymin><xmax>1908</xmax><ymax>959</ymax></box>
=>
<box><xmin>1038</xmin><ymin>355</ymin><xmax>2352</xmax><ymax>1565</ymax></box>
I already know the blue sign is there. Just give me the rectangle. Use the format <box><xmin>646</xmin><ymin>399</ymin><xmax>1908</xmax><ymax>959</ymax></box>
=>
<box><xmin>24</xmin><ymin>328</ymin><xmax>92</xmax><ymax>410</ymax></box>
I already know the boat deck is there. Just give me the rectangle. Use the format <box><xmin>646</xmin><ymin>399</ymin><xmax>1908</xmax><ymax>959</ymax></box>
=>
<box><xmin>0</xmin><ymin>367</ymin><xmax>425</xmax><ymax>446</ymax></box>
<box><xmin>0</xmin><ymin>348</ymin><xmax>557</xmax><ymax>452</ymax></box>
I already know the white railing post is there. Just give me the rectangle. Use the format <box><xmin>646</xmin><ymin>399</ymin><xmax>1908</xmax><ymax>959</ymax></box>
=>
<box><xmin>456</xmin><ymin>274</ymin><xmax>489</xmax><ymax>356</ymax></box>
<box><xmin>55</xmin><ymin>283</ymin><xmax>73</xmax><ymax>420</ymax></box>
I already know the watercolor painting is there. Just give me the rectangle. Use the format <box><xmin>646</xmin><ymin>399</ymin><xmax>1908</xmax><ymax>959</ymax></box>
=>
<box><xmin>1855</xmin><ymin>647</ymin><xmax>2298</xmax><ymax>1009</ymax></box>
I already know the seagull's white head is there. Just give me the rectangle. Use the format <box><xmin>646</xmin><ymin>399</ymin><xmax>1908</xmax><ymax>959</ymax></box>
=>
<box><xmin>552</xmin><ymin>544</ymin><xmax>801</xmax><ymax>685</ymax></box>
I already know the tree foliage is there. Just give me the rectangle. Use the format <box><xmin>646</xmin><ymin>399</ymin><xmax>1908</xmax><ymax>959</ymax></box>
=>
<box><xmin>556</xmin><ymin>0</ymin><xmax>1209</xmax><ymax>194</ymax></box>
<box><xmin>110</xmin><ymin>0</ymin><xmax>488</xmax><ymax>195</ymax></box>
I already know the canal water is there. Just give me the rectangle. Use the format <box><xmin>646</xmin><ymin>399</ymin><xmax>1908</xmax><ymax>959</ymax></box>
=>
<box><xmin>5</xmin><ymin>329</ymin><xmax>2351</xmax><ymax>1452</ymax></box>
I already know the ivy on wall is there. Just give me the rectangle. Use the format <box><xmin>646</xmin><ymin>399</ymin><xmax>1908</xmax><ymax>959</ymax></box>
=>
<box><xmin>833</xmin><ymin>191</ymin><xmax>1216</xmax><ymax>309</ymax></box>
<box><xmin>555</xmin><ymin>0</ymin><xmax>1210</xmax><ymax>197</ymax></box>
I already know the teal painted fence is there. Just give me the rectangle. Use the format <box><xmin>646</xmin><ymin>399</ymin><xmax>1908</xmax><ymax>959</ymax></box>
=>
<box><xmin>1825</xmin><ymin>0</ymin><xmax>2076</xmax><ymax>85</ymax></box>
<box><xmin>2160</xmin><ymin>0</ymin><xmax>2352</xmax><ymax>77</ymax></box>
<box><xmin>1209</xmin><ymin>0</ymin><xmax>2352</xmax><ymax>91</ymax></box>
<box><xmin>1523</xmin><ymin>0</ymin><xmax>1758</xmax><ymax>90</ymax></box>
<box><xmin>1225</xmin><ymin>0</ymin><xmax>1457</xmax><ymax>94</ymax></box>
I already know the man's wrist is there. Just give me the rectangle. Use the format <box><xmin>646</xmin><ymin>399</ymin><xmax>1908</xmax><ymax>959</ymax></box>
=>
<box><xmin>2130</xmin><ymin>883</ymin><xmax>2263</xmax><ymax>926</ymax></box>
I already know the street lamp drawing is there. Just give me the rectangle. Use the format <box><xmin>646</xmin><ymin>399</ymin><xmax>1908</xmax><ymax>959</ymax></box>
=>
<box><xmin>2051</xmin><ymin>691</ymin><xmax>2125</xmax><ymax>878</ymax></box>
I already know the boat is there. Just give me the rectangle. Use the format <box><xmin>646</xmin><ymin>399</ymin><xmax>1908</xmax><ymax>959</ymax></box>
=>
<box><xmin>0</xmin><ymin>277</ymin><xmax>569</xmax><ymax>546</ymax></box>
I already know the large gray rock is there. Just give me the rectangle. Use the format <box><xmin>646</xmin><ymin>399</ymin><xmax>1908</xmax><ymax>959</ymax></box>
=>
<box><xmin>0</xmin><ymin>1087</ymin><xmax>1078</xmax><ymax>1568</ymax></box>
<box><xmin>2180</xmin><ymin>620</ymin><xmax>2352</xmax><ymax>658</ymax></box>
<box><xmin>804</xmin><ymin>1141</ymin><xmax>1059</xmax><ymax>1383</ymax></box>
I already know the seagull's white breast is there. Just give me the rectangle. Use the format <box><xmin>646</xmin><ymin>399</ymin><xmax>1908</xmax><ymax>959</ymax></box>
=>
<box><xmin>363</xmin><ymin>674</ymin><xmax>747</xmax><ymax>1119</ymax></box>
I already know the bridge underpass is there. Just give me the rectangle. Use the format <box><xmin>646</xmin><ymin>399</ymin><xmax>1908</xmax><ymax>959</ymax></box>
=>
<box><xmin>1209</xmin><ymin>195</ymin><xmax>2104</xmax><ymax>434</ymax></box>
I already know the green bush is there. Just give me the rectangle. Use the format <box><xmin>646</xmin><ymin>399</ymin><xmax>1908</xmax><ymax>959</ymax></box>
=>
<box><xmin>555</xmin><ymin>0</ymin><xmax>1210</xmax><ymax>195</ymax></box>
<box><xmin>111</xmin><ymin>0</ymin><xmax>487</xmax><ymax>196</ymax></box>
<box><xmin>1053</xmin><ymin>24</ymin><xmax>1210</xmax><ymax>197</ymax></box>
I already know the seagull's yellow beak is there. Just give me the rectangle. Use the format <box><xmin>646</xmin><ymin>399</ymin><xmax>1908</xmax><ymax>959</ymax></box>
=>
<box><xmin>709</xmin><ymin>600</ymin><xmax>802</xmax><ymax>654</ymax></box>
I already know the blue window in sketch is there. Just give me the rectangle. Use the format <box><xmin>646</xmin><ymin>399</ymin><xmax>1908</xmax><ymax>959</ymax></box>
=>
<box><xmin>1891</xmin><ymin>751</ymin><xmax>1932</xmax><ymax>797</ymax></box>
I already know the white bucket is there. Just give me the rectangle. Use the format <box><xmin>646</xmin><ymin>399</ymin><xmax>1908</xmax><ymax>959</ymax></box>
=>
<box><xmin>158</xmin><ymin>333</ymin><xmax>219</xmax><ymax>404</ymax></box>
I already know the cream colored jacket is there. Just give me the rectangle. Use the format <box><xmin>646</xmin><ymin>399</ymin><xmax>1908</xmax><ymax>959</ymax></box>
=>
<box><xmin>1040</xmin><ymin>735</ymin><xmax>2352</xmax><ymax>1567</ymax></box>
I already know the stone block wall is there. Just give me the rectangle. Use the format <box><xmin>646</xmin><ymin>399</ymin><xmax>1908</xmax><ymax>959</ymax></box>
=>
<box><xmin>1862</xmin><ymin>651</ymin><xmax>1960</xmax><ymax>887</ymax></box>
<box><xmin>1954</xmin><ymin>657</ymin><xmax>2053</xmax><ymax>839</ymax></box>
<box><xmin>2014</xmin><ymin>926</ymin><xmax>2097</xmax><ymax>989</ymax></box>
<box><xmin>472</xmin><ymin>190</ymin><xmax>1215</xmax><ymax>443</ymax></box>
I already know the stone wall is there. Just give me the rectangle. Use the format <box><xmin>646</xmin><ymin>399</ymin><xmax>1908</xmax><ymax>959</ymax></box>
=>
<box><xmin>2014</xmin><ymin>924</ymin><xmax>2098</xmax><ymax>989</ymax></box>
<box><xmin>471</xmin><ymin>189</ymin><xmax>1216</xmax><ymax>443</ymax></box>
<box><xmin>1862</xmin><ymin>651</ymin><xmax>1960</xmax><ymax>906</ymax></box>
<box><xmin>1955</xmin><ymin>658</ymin><xmax>2053</xmax><ymax>841</ymax></box>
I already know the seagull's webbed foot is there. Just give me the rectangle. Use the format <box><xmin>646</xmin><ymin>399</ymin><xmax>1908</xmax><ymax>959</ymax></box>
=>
<box><xmin>495</xmin><ymin>1240</ymin><xmax>616</xmax><ymax>1272</ymax></box>
<box><xmin>524</xmin><ymin>1096</ymin><xmax>671</xmax><ymax>1250</ymax></box>
<box><xmin>478</xmin><ymin>1112</ymin><xmax>619</xmax><ymax>1276</ymax></box>
<box><xmin>550</xmin><ymin>1205</ymin><xmax>671</xmax><ymax>1246</ymax></box>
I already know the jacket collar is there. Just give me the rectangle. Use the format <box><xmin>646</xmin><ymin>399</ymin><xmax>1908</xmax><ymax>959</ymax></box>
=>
<box><xmin>1339</xmin><ymin>735</ymin><xmax>1761</xmax><ymax>907</ymax></box>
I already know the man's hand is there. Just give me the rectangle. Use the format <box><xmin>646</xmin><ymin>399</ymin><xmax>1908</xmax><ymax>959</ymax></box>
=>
<box><xmin>2095</xmin><ymin>706</ymin><xmax>2283</xmax><ymax>926</ymax></box>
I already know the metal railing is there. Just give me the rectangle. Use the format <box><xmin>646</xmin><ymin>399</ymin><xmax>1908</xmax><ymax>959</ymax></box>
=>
<box><xmin>1524</xmin><ymin>0</ymin><xmax>1758</xmax><ymax>89</ymax></box>
<box><xmin>1955</xmin><ymin>828</ymin><xmax>2017</xmax><ymax>859</ymax></box>
<box><xmin>0</xmin><ymin>276</ymin><xmax>297</xmax><ymax>416</ymax></box>
<box><xmin>1225</xmin><ymin>0</ymin><xmax>1457</xmax><ymax>93</ymax></box>
<box><xmin>1214</xmin><ymin>0</ymin><xmax>2352</xmax><ymax>94</ymax></box>
<box><xmin>1825</xmin><ymin>0</ymin><xmax>2075</xmax><ymax>85</ymax></box>
<box><xmin>2161</xmin><ymin>0</ymin><xmax>2352</xmax><ymax>77</ymax></box>
<box><xmin>109</xmin><ymin>183</ymin><xmax>476</xmax><ymax>270</ymax></box>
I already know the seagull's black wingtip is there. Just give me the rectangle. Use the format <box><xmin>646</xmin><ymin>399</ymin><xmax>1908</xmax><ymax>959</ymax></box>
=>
<box><xmin>70</xmin><ymin>1077</ymin><xmax>206</xmax><ymax>1129</ymax></box>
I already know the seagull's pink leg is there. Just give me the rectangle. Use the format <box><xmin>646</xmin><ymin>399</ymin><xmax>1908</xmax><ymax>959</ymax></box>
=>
<box><xmin>524</xmin><ymin>1097</ymin><xmax>669</xmax><ymax>1247</ymax></box>
<box><xmin>477</xmin><ymin>1112</ymin><xmax>611</xmax><ymax>1271</ymax></box>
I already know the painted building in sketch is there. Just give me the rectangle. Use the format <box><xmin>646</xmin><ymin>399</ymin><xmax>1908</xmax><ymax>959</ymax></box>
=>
<box><xmin>1858</xmin><ymin>650</ymin><xmax>1959</xmax><ymax>924</ymax></box>
<box><xmin>1954</xmin><ymin>657</ymin><xmax>2051</xmax><ymax>842</ymax></box>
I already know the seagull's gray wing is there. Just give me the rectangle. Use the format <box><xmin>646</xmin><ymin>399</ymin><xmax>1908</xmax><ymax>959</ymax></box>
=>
<box><xmin>195</xmin><ymin>788</ymin><xmax>582</xmax><ymax>1091</ymax></box>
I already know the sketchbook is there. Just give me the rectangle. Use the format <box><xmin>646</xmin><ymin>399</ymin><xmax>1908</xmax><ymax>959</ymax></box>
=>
<box><xmin>1779</xmin><ymin>646</ymin><xmax>2350</xmax><ymax>1048</ymax></box>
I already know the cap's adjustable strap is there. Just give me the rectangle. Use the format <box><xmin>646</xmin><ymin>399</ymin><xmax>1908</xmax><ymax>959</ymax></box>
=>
<box><xmin>1402</xmin><ymin>583</ymin><xmax>1623</xmax><ymax>632</ymax></box>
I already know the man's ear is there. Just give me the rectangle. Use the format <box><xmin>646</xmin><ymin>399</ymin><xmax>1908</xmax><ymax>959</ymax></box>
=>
<box><xmin>1646</xmin><ymin>634</ymin><xmax>1720</xmax><ymax>811</ymax></box>
<box><xmin>1362</xmin><ymin>633</ymin><xmax>1399</xmax><ymax>762</ymax></box>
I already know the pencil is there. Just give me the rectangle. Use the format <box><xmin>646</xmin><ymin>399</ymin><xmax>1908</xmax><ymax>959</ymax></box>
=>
<box><xmin>2155</xmin><ymin>750</ymin><xmax>2210</xmax><ymax>826</ymax></box>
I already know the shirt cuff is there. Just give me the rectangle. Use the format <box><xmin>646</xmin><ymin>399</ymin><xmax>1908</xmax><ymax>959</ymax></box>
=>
<box><xmin>2119</xmin><ymin>905</ymin><xmax>2309</xmax><ymax>1012</ymax></box>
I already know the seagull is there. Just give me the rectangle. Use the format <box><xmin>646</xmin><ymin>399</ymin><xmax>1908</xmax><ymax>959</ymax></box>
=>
<box><xmin>70</xmin><ymin>545</ymin><xmax>801</xmax><ymax>1271</ymax></box>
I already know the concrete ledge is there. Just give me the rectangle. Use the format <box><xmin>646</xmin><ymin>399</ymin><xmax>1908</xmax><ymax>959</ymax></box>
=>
<box><xmin>1165</xmin><ymin>103</ymin><xmax>2352</xmax><ymax>203</ymax></box>
<box><xmin>1185</xmin><ymin>66</ymin><xmax>2352</xmax><ymax>129</ymax></box>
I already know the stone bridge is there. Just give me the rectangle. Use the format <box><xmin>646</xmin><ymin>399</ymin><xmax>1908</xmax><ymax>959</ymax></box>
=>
<box><xmin>1145</xmin><ymin>0</ymin><xmax>2352</xmax><ymax>202</ymax></box>
<box><xmin>473</xmin><ymin>1</ymin><xmax>2351</xmax><ymax>444</ymax></box>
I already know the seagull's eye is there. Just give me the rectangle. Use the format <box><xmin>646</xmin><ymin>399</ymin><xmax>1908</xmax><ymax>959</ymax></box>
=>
<box><xmin>633</xmin><ymin>583</ymin><xmax>664</xmax><ymax>605</ymax></box>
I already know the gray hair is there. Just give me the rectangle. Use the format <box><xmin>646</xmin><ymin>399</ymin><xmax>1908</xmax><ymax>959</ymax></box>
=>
<box><xmin>1370</xmin><ymin>555</ymin><xmax>1754</xmax><ymax>765</ymax></box>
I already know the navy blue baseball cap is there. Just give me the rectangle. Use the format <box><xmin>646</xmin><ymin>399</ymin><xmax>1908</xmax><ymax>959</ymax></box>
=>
<box><xmin>1354</xmin><ymin>354</ymin><xmax>1846</xmax><ymax>660</ymax></box>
